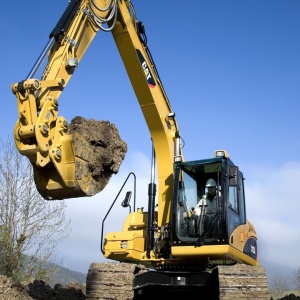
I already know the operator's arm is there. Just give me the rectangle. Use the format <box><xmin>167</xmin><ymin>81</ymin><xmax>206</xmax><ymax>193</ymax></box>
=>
<box><xmin>194</xmin><ymin>195</ymin><xmax>206</xmax><ymax>216</ymax></box>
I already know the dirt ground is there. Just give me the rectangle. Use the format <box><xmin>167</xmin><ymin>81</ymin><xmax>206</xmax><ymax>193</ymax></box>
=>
<box><xmin>0</xmin><ymin>275</ymin><xmax>86</xmax><ymax>300</ymax></box>
<box><xmin>1</xmin><ymin>274</ymin><xmax>299</xmax><ymax>300</ymax></box>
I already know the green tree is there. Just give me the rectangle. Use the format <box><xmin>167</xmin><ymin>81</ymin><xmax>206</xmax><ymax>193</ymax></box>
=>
<box><xmin>0</xmin><ymin>138</ymin><xmax>70</xmax><ymax>282</ymax></box>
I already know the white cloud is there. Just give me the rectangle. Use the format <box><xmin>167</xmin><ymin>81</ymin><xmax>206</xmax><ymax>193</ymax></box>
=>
<box><xmin>245</xmin><ymin>161</ymin><xmax>300</xmax><ymax>269</ymax></box>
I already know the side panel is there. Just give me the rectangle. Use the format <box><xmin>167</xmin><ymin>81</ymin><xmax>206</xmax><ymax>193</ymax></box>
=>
<box><xmin>226</xmin><ymin>167</ymin><xmax>258</xmax><ymax>261</ymax></box>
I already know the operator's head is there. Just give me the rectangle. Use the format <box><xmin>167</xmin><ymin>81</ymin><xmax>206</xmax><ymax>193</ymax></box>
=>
<box><xmin>206</xmin><ymin>178</ymin><xmax>216</xmax><ymax>197</ymax></box>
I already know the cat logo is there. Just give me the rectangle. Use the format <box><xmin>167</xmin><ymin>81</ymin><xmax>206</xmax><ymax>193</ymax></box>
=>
<box><xmin>141</xmin><ymin>61</ymin><xmax>151</xmax><ymax>80</ymax></box>
<box><xmin>136</xmin><ymin>49</ymin><xmax>156</xmax><ymax>88</ymax></box>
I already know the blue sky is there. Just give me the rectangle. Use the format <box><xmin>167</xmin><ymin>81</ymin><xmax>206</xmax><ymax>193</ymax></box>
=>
<box><xmin>1</xmin><ymin>0</ymin><xmax>300</xmax><ymax>278</ymax></box>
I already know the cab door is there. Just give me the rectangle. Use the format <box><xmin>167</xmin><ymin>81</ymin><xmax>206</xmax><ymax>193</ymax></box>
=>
<box><xmin>225</xmin><ymin>165</ymin><xmax>246</xmax><ymax>247</ymax></box>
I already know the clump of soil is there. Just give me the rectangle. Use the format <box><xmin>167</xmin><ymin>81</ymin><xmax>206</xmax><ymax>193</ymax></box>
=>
<box><xmin>276</xmin><ymin>294</ymin><xmax>300</xmax><ymax>300</ymax></box>
<box><xmin>69</xmin><ymin>116</ymin><xmax>127</xmax><ymax>196</ymax></box>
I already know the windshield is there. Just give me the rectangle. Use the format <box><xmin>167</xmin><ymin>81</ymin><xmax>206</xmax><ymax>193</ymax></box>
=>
<box><xmin>174</xmin><ymin>160</ymin><xmax>224</xmax><ymax>244</ymax></box>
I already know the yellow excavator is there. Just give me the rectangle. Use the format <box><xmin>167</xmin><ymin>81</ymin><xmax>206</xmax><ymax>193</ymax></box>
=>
<box><xmin>11</xmin><ymin>0</ymin><xmax>270</xmax><ymax>298</ymax></box>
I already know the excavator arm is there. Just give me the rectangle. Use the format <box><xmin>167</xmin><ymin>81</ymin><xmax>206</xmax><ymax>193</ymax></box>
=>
<box><xmin>12</xmin><ymin>0</ymin><xmax>182</xmax><ymax>215</ymax></box>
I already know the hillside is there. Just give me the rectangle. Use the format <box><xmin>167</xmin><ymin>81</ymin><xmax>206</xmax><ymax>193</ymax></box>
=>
<box><xmin>261</xmin><ymin>258</ymin><xmax>298</xmax><ymax>290</ymax></box>
<box><xmin>47</xmin><ymin>265</ymin><xmax>86</xmax><ymax>288</ymax></box>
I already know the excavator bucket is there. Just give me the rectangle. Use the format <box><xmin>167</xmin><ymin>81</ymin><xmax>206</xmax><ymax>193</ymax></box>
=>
<box><xmin>33</xmin><ymin>116</ymin><xmax>127</xmax><ymax>200</ymax></box>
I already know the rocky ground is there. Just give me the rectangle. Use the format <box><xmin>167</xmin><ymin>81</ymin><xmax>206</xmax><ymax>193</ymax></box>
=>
<box><xmin>0</xmin><ymin>275</ymin><xmax>86</xmax><ymax>300</ymax></box>
<box><xmin>273</xmin><ymin>295</ymin><xmax>300</xmax><ymax>300</ymax></box>
<box><xmin>0</xmin><ymin>274</ymin><xmax>299</xmax><ymax>300</ymax></box>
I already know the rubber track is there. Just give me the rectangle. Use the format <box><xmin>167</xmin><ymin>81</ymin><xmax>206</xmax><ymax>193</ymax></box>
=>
<box><xmin>218</xmin><ymin>264</ymin><xmax>270</xmax><ymax>299</ymax></box>
<box><xmin>86</xmin><ymin>262</ymin><xmax>270</xmax><ymax>299</ymax></box>
<box><xmin>86</xmin><ymin>262</ymin><xmax>136</xmax><ymax>300</ymax></box>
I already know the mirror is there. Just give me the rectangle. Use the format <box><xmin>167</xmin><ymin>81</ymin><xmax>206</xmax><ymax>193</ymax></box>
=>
<box><xmin>121</xmin><ymin>191</ymin><xmax>132</xmax><ymax>208</ymax></box>
<box><xmin>229</xmin><ymin>166</ymin><xmax>239</xmax><ymax>186</ymax></box>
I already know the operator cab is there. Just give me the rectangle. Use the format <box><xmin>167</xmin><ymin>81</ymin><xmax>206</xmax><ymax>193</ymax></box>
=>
<box><xmin>172</xmin><ymin>150</ymin><xmax>247</xmax><ymax>246</ymax></box>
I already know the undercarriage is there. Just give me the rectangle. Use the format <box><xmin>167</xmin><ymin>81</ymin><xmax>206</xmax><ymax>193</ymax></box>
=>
<box><xmin>85</xmin><ymin>262</ymin><xmax>270</xmax><ymax>300</ymax></box>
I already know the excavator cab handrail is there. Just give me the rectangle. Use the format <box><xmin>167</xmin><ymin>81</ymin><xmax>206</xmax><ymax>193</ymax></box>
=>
<box><xmin>100</xmin><ymin>171</ymin><xmax>136</xmax><ymax>254</ymax></box>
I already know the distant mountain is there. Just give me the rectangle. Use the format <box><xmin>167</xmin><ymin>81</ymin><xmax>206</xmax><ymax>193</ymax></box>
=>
<box><xmin>47</xmin><ymin>264</ymin><xmax>86</xmax><ymax>288</ymax></box>
<box><xmin>19</xmin><ymin>255</ymin><xmax>87</xmax><ymax>288</ymax></box>
<box><xmin>260</xmin><ymin>258</ymin><xmax>296</xmax><ymax>289</ymax></box>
